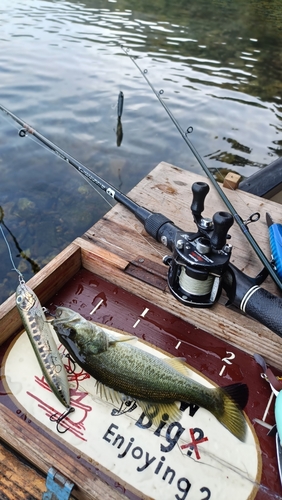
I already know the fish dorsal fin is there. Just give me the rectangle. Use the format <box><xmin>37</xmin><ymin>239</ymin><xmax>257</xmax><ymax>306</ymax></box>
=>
<box><xmin>137</xmin><ymin>400</ymin><xmax>182</xmax><ymax>427</ymax></box>
<box><xmin>108</xmin><ymin>334</ymin><xmax>136</xmax><ymax>345</ymax></box>
<box><xmin>163</xmin><ymin>357</ymin><xmax>189</xmax><ymax>376</ymax></box>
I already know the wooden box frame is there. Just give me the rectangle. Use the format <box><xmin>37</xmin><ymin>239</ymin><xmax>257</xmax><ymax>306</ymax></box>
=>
<box><xmin>0</xmin><ymin>162</ymin><xmax>282</xmax><ymax>499</ymax></box>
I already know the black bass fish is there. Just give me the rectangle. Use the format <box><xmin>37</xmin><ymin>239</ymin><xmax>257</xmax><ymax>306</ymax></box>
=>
<box><xmin>16</xmin><ymin>281</ymin><xmax>70</xmax><ymax>408</ymax></box>
<box><xmin>52</xmin><ymin>307</ymin><xmax>248</xmax><ymax>441</ymax></box>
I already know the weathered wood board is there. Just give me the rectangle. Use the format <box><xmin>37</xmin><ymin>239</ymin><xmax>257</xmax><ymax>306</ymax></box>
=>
<box><xmin>0</xmin><ymin>440</ymin><xmax>46</xmax><ymax>499</ymax></box>
<box><xmin>0</xmin><ymin>162</ymin><xmax>281</xmax><ymax>499</ymax></box>
<box><xmin>82</xmin><ymin>161</ymin><xmax>282</xmax><ymax>368</ymax></box>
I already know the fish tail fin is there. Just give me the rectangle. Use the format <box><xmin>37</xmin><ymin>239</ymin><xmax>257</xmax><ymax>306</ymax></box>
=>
<box><xmin>213</xmin><ymin>383</ymin><xmax>249</xmax><ymax>442</ymax></box>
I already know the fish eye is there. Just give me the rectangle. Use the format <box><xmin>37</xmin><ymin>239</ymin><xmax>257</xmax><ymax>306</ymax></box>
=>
<box><xmin>16</xmin><ymin>296</ymin><xmax>22</xmax><ymax>304</ymax></box>
<box><xmin>55</xmin><ymin>308</ymin><xmax>63</xmax><ymax>318</ymax></box>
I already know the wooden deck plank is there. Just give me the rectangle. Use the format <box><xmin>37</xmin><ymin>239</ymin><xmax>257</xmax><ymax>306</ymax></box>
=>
<box><xmin>0</xmin><ymin>440</ymin><xmax>46</xmax><ymax>499</ymax></box>
<box><xmin>85</xmin><ymin>161</ymin><xmax>276</xmax><ymax>290</ymax></box>
<box><xmin>82</xmin><ymin>162</ymin><xmax>282</xmax><ymax>368</ymax></box>
<box><xmin>0</xmin><ymin>403</ymin><xmax>127</xmax><ymax>500</ymax></box>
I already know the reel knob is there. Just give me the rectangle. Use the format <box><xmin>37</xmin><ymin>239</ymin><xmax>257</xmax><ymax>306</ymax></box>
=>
<box><xmin>210</xmin><ymin>211</ymin><xmax>234</xmax><ymax>250</ymax></box>
<box><xmin>191</xmin><ymin>182</ymin><xmax>210</xmax><ymax>217</ymax></box>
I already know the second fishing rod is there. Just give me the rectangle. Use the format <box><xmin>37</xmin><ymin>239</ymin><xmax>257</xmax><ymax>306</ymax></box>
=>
<box><xmin>122</xmin><ymin>47</ymin><xmax>282</xmax><ymax>294</ymax></box>
<box><xmin>1</xmin><ymin>102</ymin><xmax>282</xmax><ymax>337</ymax></box>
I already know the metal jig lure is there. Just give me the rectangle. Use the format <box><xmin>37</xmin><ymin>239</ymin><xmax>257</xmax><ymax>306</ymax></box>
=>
<box><xmin>0</xmin><ymin>224</ymin><xmax>72</xmax><ymax>413</ymax></box>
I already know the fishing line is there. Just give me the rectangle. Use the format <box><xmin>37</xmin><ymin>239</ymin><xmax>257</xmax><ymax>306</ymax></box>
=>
<box><xmin>0</xmin><ymin>206</ymin><xmax>41</xmax><ymax>274</ymax></box>
<box><xmin>121</xmin><ymin>47</ymin><xmax>282</xmax><ymax>292</ymax></box>
<box><xmin>0</xmin><ymin>224</ymin><xmax>24</xmax><ymax>282</ymax></box>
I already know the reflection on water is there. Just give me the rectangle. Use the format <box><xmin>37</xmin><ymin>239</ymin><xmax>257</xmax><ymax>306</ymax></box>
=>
<box><xmin>0</xmin><ymin>0</ymin><xmax>282</xmax><ymax>303</ymax></box>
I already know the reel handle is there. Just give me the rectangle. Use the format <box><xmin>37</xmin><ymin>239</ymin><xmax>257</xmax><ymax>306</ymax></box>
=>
<box><xmin>191</xmin><ymin>182</ymin><xmax>210</xmax><ymax>216</ymax></box>
<box><xmin>211</xmin><ymin>211</ymin><xmax>234</xmax><ymax>250</ymax></box>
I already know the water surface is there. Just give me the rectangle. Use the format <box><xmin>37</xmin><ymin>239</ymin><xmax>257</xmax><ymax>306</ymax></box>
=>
<box><xmin>0</xmin><ymin>0</ymin><xmax>282</xmax><ymax>303</ymax></box>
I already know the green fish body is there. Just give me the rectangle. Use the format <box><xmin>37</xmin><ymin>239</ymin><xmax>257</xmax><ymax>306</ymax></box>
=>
<box><xmin>52</xmin><ymin>307</ymin><xmax>248</xmax><ymax>441</ymax></box>
<box><xmin>16</xmin><ymin>282</ymin><xmax>70</xmax><ymax>408</ymax></box>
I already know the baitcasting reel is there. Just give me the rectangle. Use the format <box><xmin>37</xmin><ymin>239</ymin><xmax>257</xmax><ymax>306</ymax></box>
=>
<box><xmin>142</xmin><ymin>182</ymin><xmax>234</xmax><ymax>308</ymax></box>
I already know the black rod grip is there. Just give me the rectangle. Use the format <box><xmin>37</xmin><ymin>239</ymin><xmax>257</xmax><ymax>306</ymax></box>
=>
<box><xmin>241</xmin><ymin>286</ymin><xmax>282</xmax><ymax>337</ymax></box>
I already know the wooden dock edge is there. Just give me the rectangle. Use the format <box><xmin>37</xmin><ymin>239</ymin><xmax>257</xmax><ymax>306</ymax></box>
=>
<box><xmin>0</xmin><ymin>403</ymin><xmax>127</xmax><ymax>500</ymax></box>
<box><xmin>0</xmin><ymin>243</ymin><xmax>81</xmax><ymax>345</ymax></box>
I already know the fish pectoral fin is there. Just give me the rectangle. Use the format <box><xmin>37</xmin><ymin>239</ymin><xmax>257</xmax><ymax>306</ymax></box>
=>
<box><xmin>162</xmin><ymin>357</ymin><xmax>190</xmax><ymax>376</ymax></box>
<box><xmin>137</xmin><ymin>400</ymin><xmax>182</xmax><ymax>427</ymax></box>
<box><xmin>96</xmin><ymin>381</ymin><xmax>121</xmax><ymax>404</ymax></box>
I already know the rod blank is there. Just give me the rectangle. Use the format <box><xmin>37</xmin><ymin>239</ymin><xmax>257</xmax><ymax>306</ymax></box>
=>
<box><xmin>123</xmin><ymin>50</ymin><xmax>282</xmax><ymax>293</ymax></box>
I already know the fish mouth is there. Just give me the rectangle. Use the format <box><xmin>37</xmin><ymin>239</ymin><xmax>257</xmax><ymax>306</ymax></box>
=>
<box><xmin>52</xmin><ymin>307</ymin><xmax>78</xmax><ymax>339</ymax></box>
<box><xmin>57</xmin><ymin>328</ymin><xmax>71</xmax><ymax>339</ymax></box>
<box><xmin>54</xmin><ymin>306</ymin><xmax>80</xmax><ymax>322</ymax></box>
<box><xmin>52</xmin><ymin>320</ymin><xmax>71</xmax><ymax>339</ymax></box>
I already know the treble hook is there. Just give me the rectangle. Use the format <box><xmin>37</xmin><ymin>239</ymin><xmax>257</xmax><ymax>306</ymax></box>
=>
<box><xmin>243</xmin><ymin>212</ymin><xmax>260</xmax><ymax>226</ymax></box>
<box><xmin>50</xmin><ymin>406</ymin><xmax>75</xmax><ymax>434</ymax></box>
<box><xmin>64</xmin><ymin>353</ymin><xmax>76</xmax><ymax>374</ymax></box>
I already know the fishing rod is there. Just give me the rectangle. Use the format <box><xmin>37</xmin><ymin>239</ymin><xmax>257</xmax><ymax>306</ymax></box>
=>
<box><xmin>0</xmin><ymin>103</ymin><xmax>147</xmax><ymax>219</ymax></box>
<box><xmin>122</xmin><ymin>48</ymin><xmax>282</xmax><ymax>294</ymax></box>
<box><xmin>1</xmin><ymin>103</ymin><xmax>282</xmax><ymax>337</ymax></box>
